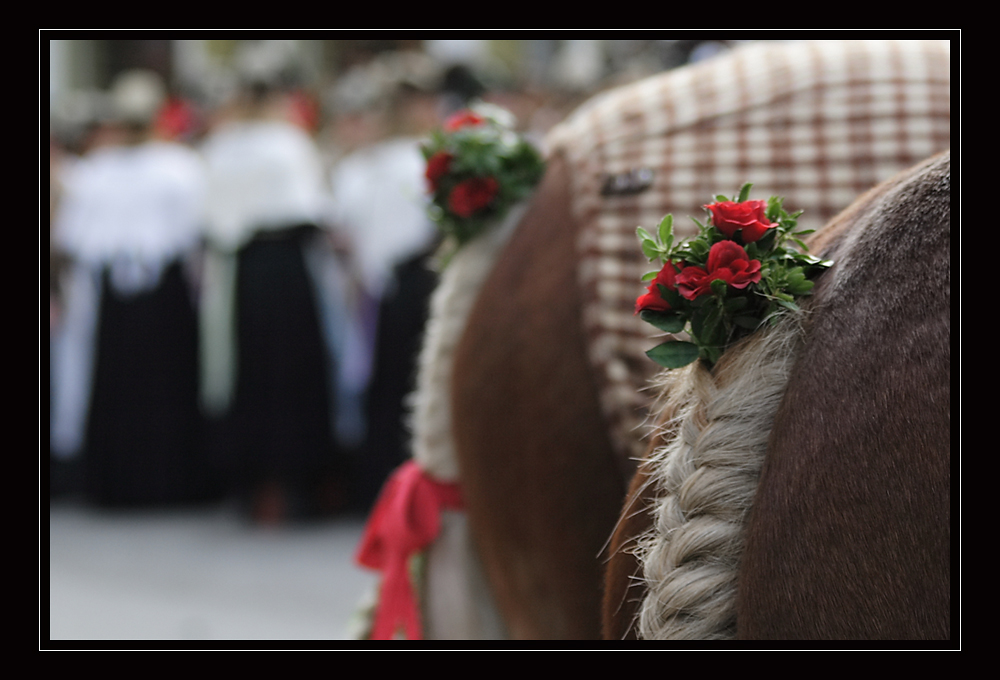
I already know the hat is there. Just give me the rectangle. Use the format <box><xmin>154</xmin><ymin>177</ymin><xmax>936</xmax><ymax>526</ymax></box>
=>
<box><xmin>110</xmin><ymin>69</ymin><xmax>166</xmax><ymax>126</ymax></box>
<box><xmin>235</xmin><ymin>40</ymin><xmax>303</xmax><ymax>92</ymax></box>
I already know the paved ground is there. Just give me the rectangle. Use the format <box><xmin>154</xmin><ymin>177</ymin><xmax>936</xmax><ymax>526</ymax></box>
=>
<box><xmin>46</xmin><ymin>499</ymin><xmax>380</xmax><ymax>646</ymax></box>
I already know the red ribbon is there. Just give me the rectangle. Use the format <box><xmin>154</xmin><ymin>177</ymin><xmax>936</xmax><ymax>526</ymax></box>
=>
<box><xmin>355</xmin><ymin>460</ymin><xmax>464</xmax><ymax>640</ymax></box>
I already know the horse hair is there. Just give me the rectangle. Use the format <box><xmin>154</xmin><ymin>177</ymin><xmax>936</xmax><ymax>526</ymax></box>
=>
<box><xmin>634</xmin><ymin>311</ymin><xmax>807</xmax><ymax>640</ymax></box>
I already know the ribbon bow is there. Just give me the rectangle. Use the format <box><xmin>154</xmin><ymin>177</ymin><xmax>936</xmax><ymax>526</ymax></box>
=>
<box><xmin>354</xmin><ymin>460</ymin><xmax>464</xmax><ymax>640</ymax></box>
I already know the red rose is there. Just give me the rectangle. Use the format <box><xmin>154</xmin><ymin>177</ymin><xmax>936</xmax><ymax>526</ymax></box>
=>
<box><xmin>425</xmin><ymin>152</ymin><xmax>453</xmax><ymax>192</ymax></box>
<box><xmin>704</xmin><ymin>199</ymin><xmax>773</xmax><ymax>243</ymax></box>
<box><xmin>444</xmin><ymin>110</ymin><xmax>486</xmax><ymax>132</ymax></box>
<box><xmin>675</xmin><ymin>240</ymin><xmax>762</xmax><ymax>300</ymax></box>
<box><xmin>635</xmin><ymin>263</ymin><xmax>679</xmax><ymax>314</ymax></box>
<box><xmin>447</xmin><ymin>177</ymin><xmax>500</xmax><ymax>217</ymax></box>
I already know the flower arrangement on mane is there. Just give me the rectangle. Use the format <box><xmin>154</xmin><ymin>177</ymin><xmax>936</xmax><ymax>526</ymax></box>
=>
<box><xmin>635</xmin><ymin>184</ymin><xmax>832</xmax><ymax>368</ymax></box>
<box><xmin>421</xmin><ymin>104</ymin><xmax>545</xmax><ymax>265</ymax></box>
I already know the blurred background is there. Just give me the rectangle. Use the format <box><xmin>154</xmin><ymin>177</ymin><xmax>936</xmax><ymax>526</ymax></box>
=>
<box><xmin>45</xmin><ymin>37</ymin><xmax>754</xmax><ymax>643</ymax></box>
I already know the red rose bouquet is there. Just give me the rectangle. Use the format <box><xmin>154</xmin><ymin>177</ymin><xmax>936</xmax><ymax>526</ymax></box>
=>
<box><xmin>636</xmin><ymin>184</ymin><xmax>832</xmax><ymax>368</ymax></box>
<box><xmin>421</xmin><ymin>104</ymin><xmax>545</xmax><ymax>265</ymax></box>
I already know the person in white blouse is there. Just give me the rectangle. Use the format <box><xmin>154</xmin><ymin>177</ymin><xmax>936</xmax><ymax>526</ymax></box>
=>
<box><xmin>51</xmin><ymin>69</ymin><xmax>215</xmax><ymax>506</ymax></box>
<box><xmin>199</xmin><ymin>48</ymin><xmax>347</xmax><ymax>524</ymax></box>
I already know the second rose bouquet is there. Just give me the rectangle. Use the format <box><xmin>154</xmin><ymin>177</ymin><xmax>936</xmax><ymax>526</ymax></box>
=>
<box><xmin>421</xmin><ymin>105</ymin><xmax>545</xmax><ymax>265</ymax></box>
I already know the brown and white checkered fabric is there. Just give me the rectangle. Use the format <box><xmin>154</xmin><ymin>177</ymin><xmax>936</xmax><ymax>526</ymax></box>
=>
<box><xmin>545</xmin><ymin>39</ymin><xmax>950</xmax><ymax>464</ymax></box>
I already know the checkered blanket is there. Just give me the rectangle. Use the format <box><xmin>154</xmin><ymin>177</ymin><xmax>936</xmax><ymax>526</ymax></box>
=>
<box><xmin>545</xmin><ymin>39</ymin><xmax>951</xmax><ymax>463</ymax></box>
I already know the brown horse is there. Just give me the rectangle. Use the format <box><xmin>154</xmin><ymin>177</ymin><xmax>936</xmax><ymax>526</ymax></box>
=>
<box><xmin>602</xmin><ymin>150</ymin><xmax>950</xmax><ymax>640</ymax></box>
<box><xmin>411</xmin><ymin>40</ymin><xmax>950</xmax><ymax>639</ymax></box>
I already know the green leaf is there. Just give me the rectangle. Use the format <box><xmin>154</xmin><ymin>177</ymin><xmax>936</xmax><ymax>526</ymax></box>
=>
<box><xmin>705</xmin><ymin>314</ymin><xmax>728</xmax><ymax>348</ymax></box>
<box><xmin>691</xmin><ymin>301</ymin><xmax>723</xmax><ymax>344</ymax></box>
<box><xmin>733</xmin><ymin>315</ymin><xmax>762</xmax><ymax>329</ymax></box>
<box><xmin>710</xmin><ymin>279</ymin><xmax>728</xmax><ymax>298</ymax></box>
<box><xmin>689</xmin><ymin>240</ymin><xmax>710</xmax><ymax>258</ymax></box>
<box><xmin>723</xmin><ymin>296</ymin><xmax>748</xmax><ymax>312</ymax></box>
<box><xmin>737</xmin><ymin>182</ymin><xmax>753</xmax><ymax>203</ymax></box>
<box><xmin>766</xmin><ymin>196</ymin><xmax>784</xmax><ymax>222</ymax></box>
<box><xmin>787</xmin><ymin>279</ymin><xmax>814</xmax><ymax>295</ymax></box>
<box><xmin>637</xmin><ymin>227</ymin><xmax>655</xmax><ymax>243</ymax></box>
<box><xmin>658</xmin><ymin>214</ymin><xmax>674</xmax><ymax>248</ymax></box>
<box><xmin>661</xmin><ymin>285</ymin><xmax>685</xmax><ymax>309</ymax></box>
<box><xmin>691</xmin><ymin>293</ymin><xmax>713</xmax><ymax>308</ymax></box>
<box><xmin>716</xmin><ymin>194</ymin><xmax>730</xmax><ymax>203</ymax></box>
<box><xmin>640</xmin><ymin>270</ymin><xmax>659</xmax><ymax>282</ymax></box>
<box><xmin>641</xmin><ymin>239</ymin><xmax>660</xmax><ymax>261</ymax></box>
<box><xmin>640</xmin><ymin>310</ymin><xmax>685</xmax><ymax>333</ymax></box>
<box><xmin>646</xmin><ymin>341</ymin><xmax>700</xmax><ymax>368</ymax></box>
<box><xmin>755</xmin><ymin>228</ymin><xmax>777</xmax><ymax>252</ymax></box>
<box><xmin>702</xmin><ymin>345</ymin><xmax>724</xmax><ymax>366</ymax></box>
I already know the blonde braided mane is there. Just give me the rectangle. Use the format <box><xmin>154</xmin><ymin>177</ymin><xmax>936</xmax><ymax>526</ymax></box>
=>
<box><xmin>634</xmin><ymin>312</ymin><xmax>806</xmax><ymax>640</ymax></box>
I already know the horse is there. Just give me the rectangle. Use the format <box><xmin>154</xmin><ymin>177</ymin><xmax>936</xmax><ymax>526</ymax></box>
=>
<box><xmin>394</xmin><ymin>39</ymin><xmax>951</xmax><ymax>640</ymax></box>
<box><xmin>602</xmin><ymin>150</ymin><xmax>951</xmax><ymax>640</ymax></box>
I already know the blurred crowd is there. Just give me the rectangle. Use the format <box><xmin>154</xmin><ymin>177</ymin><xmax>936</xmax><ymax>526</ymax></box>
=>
<box><xmin>48</xmin><ymin>39</ymin><xmax>738</xmax><ymax>525</ymax></box>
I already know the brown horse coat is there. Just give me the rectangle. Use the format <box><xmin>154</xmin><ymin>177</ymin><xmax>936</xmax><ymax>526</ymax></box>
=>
<box><xmin>451</xmin><ymin>154</ymin><xmax>625</xmax><ymax>638</ymax></box>
<box><xmin>736</xmin><ymin>151</ymin><xmax>951</xmax><ymax>640</ymax></box>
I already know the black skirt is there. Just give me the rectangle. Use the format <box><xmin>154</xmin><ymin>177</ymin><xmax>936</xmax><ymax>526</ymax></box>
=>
<box><xmin>84</xmin><ymin>261</ymin><xmax>214</xmax><ymax>507</ymax></box>
<box><xmin>223</xmin><ymin>225</ymin><xmax>339</xmax><ymax>498</ymax></box>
